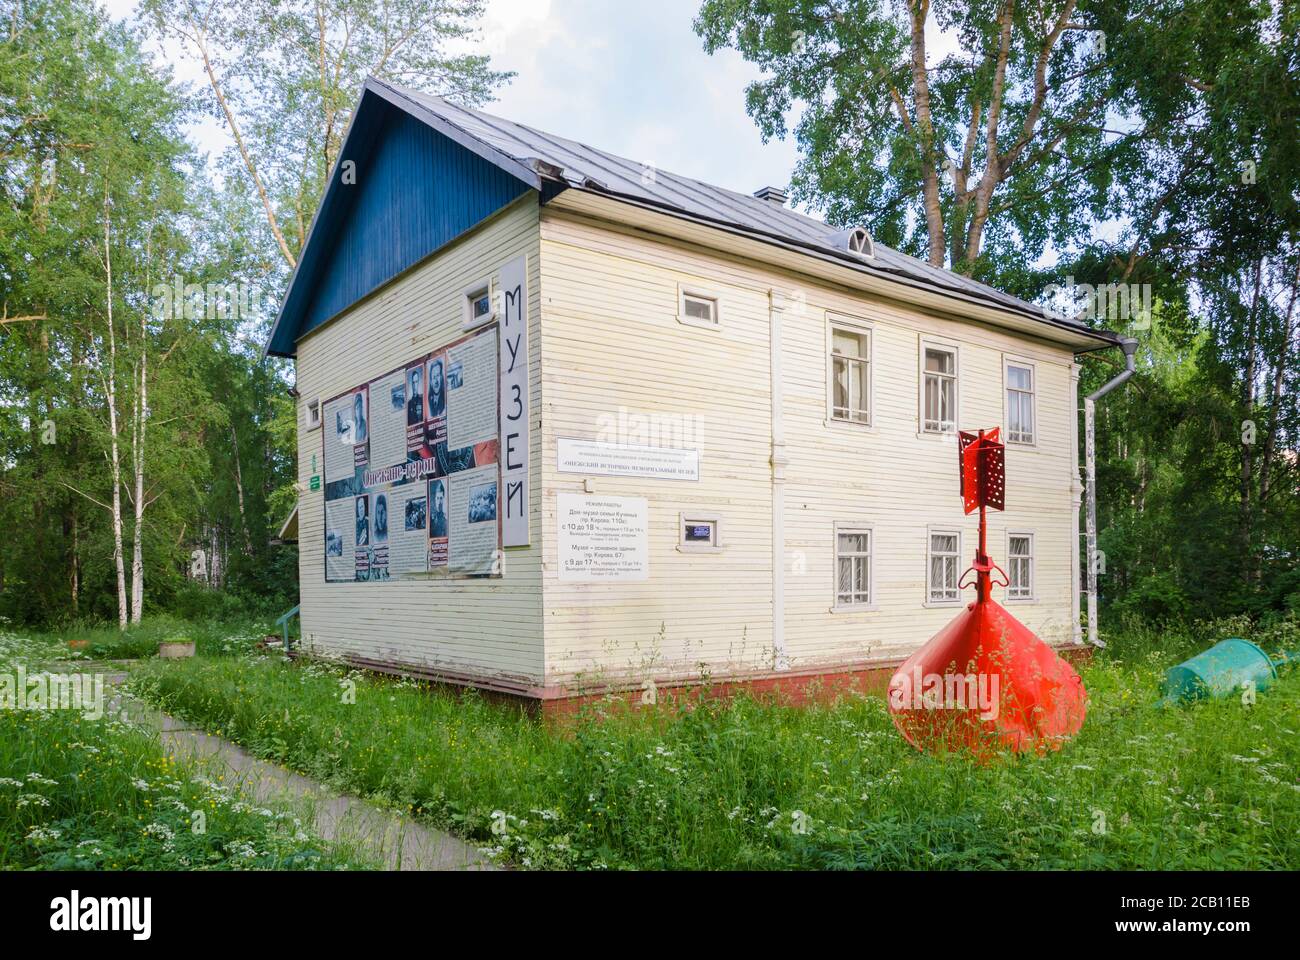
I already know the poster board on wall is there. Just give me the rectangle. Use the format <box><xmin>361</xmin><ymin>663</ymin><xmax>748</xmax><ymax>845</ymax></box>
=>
<box><xmin>321</xmin><ymin>325</ymin><xmax>501</xmax><ymax>582</ymax></box>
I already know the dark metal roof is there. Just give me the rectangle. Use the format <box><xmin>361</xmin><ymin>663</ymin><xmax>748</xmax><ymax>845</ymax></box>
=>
<box><xmin>380</xmin><ymin>79</ymin><xmax>1114</xmax><ymax>347</ymax></box>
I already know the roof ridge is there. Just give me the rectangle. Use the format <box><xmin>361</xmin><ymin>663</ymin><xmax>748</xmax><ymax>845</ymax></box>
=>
<box><xmin>367</xmin><ymin>81</ymin><xmax>1112</xmax><ymax>346</ymax></box>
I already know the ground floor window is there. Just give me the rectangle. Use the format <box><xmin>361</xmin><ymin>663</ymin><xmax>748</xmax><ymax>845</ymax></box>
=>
<box><xmin>1007</xmin><ymin>532</ymin><xmax>1034</xmax><ymax>599</ymax></box>
<box><xmin>927</xmin><ymin>529</ymin><xmax>961</xmax><ymax>602</ymax></box>
<box><xmin>835</xmin><ymin>528</ymin><xmax>872</xmax><ymax>607</ymax></box>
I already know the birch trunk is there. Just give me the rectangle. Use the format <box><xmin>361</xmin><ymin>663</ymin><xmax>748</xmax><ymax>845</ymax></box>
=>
<box><xmin>103</xmin><ymin>194</ymin><xmax>128</xmax><ymax>630</ymax></box>
<box><xmin>130</xmin><ymin>310</ymin><xmax>147</xmax><ymax>623</ymax></box>
<box><xmin>232</xmin><ymin>423</ymin><xmax>255</xmax><ymax>555</ymax></box>
<box><xmin>1239</xmin><ymin>258</ymin><xmax>1263</xmax><ymax>582</ymax></box>
<box><xmin>1259</xmin><ymin>260</ymin><xmax>1298</xmax><ymax>512</ymax></box>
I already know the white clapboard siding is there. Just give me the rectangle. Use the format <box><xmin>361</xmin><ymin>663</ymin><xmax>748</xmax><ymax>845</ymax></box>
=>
<box><xmin>537</xmin><ymin>207</ymin><xmax>1079</xmax><ymax>688</ymax></box>
<box><xmin>295</xmin><ymin>197</ymin><xmax>544</xmax><ymax>686</ymax></box>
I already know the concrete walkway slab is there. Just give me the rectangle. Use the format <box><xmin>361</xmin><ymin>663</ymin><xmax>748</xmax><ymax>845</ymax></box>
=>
<box><xmin>103</xmin><ymin>683</ymin><xmax>495</xmax><ymax>871</ymax></box>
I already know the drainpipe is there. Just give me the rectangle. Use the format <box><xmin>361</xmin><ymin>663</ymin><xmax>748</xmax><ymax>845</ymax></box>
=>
<box><xmin>769</xmin><ymin>289</ymin><xmax>789</xmax><ymax>671</ymax></box>
<box><xmin>1084</xmin><ymin>337</ymin><xmax>1139</xmax><ymax>647</ymax></box>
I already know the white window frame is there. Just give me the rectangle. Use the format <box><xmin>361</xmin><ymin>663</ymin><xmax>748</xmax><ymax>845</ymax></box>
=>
<box><xmin>1005</xmin><ymin>530</ymin><xmax>1035</xmax><ymax>602</ymax></box>
<box><xmin>833</xmin><ymin>523</ymin><xmax>875</xmax><ymax>611</ymax></box>
<box><xmin>462</xmin><ymin>280</ymin><xmax>495</xmax><ymax>330</ymax></box>
<box><xmin>826</xmin><ymin>314</ymin><xmax>874</xmax><ymax>428</ymax></box>
<box><xmin>925</xmin><ymin>526</ymin><xmax>963</xmax><ymax>606</ymax></box>
<box><xmin>677</xmin><ymin>284</ymin><xmax>722</xmax><ymax>330</ymax></box>
<box><xmin>305</xmin><ymin>397</ymin><xmax>322</xmax><ymax>431</ymax></box>
<box><xmin>919</xmin><ymin>338</ymin><xmax>960</xmax><ymax>436</ymax></box>
<box><xmin>677</xmin><ymin>512</ymin><xmax>724</xmax><ymax>553</ymax></box>
<box><xmin>1003</xmin><ymin>356</ymin><xmax>1037</xmax><ymax>446</ymax></box>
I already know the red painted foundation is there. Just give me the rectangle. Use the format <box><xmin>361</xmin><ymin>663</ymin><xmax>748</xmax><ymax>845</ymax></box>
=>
<box><xmin>327</xmin><ymin>645</ymin><xmax>1095</xmax><ymax>720</ymax></box>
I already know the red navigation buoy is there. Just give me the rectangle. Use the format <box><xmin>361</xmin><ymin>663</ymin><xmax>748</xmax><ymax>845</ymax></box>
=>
<box><xmin>888</xmin><ymin>429</ymin><xmax>1087</xmax><ymax>755</ymax></box>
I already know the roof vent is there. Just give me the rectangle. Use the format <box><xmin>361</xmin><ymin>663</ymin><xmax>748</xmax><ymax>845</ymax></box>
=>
<box><xmin>753</xmin><ymin>185</ymin><xmax>788</xmax><ymax>206</ymax></box>
<box><xmin>830</xmin><ymin>226</ymin><xmax>875</xmax><ymax>260</ymax></box>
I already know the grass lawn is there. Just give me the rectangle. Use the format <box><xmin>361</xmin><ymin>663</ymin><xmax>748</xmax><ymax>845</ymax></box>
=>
<box><xmin>112</xmin><ymin>615</ymin><xmax>1300</xmax><ymax>870</ymax></box>
<box><xmin>42</xmin><ymin>614</ymin><xmax>280</xmax><ymax>662</ymax></box>
<box><xmin>0</xmin><ymin>628</ymin><xmax>373</xmax><ymax>870</ymax></box>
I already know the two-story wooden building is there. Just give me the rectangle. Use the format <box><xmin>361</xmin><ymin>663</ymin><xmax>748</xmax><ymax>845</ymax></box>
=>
<box><xmin>265</xmin><ymin>77</ymin><xmax>1119</xmax><ymax>708</ymax></box>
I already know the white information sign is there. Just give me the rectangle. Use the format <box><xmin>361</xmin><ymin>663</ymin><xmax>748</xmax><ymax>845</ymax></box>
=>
<box><xmin>556</xmin><ymin>438</ymin><xmax>700</xmax><ymax>481</ymax></box>
<box><xmin>557</xmin><ymin>494</ymin><xmax>648</xmax><ymax>582</ymax></box>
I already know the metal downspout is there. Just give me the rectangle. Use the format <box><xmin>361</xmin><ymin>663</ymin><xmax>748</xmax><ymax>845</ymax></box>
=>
<box><xmin>1084</xmin><ymin>337</ymin><xmax>1139</xmax><ymax>647</ymax></box>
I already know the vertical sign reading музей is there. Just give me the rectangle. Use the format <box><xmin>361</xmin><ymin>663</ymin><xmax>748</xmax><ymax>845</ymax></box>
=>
<box><xmin>322</xmin><ymin>324</ymin><xmax>501</xmax><ymax>582</ymax></box>
<box><xmin>498</xmin><ymin>254</ymin><xmax>529</xmax><ymax>546</ymax></box>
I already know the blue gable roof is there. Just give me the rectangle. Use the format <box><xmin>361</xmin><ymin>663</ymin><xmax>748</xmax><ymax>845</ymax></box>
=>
<box><xmin>265</xmin><ymin>81</ymin><xmax>537</xmax><ymax>358</ymax></box>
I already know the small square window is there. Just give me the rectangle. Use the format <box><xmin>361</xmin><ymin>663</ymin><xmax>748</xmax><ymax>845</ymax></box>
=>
<box><xmin>684</xmin><ymin>521</ymin><xmax>715</xmax><ymax>543</ymax></box>
<box><xmin>684</xmin><ymin>294</ymin><xmax>716</xmax><ymax>322</ymax></box>
<box><xmin>678</xmin><ymin>287</ymin><xmax>721</xmax><ymax>328</ymax></box>
<box><xmin>463</xmin><ymin>282</ymin><xmax>494</xmax><ymax>329</ymax></box>
<box><xmin>678</xmin><ymin>513</ymin><xmax>722</xmax><ymax>552</ymax></box>
<box><xmin>306</xmin><ymin>398</ymin><xmax>322</xmax><ymax>430</ymax></box>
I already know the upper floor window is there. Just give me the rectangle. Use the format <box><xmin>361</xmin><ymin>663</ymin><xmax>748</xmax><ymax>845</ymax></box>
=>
<box><xmin>831</xmin><ymin>325</ymin><xmax>871</xmax><ymax>424</ymax></box>
<box><xmin>678</xmin><ymin>286</ymin><xmax>721</xmax><ymax>328</ymax></box>
<box><xmin>922</xmin><ymin>344</ymin><xmax>957</xmax><ymax>433</ymax></box>
<box><xmin>463</xmin><ymin>282</ymin><xmax>493</xmax><ymax>329</ymax></box>
<box><xmin>1006</xmin><ymin>361</ymin><xmax>1036</xmax><ymax>444</ymax></box>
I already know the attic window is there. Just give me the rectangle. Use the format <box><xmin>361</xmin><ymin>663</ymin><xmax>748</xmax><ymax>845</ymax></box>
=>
<box><xmin>831</xmin><ymin>226</ymin><xmax>875</xmax><ymax>260</ymax></box>
<box><xmin>678</xmin><ymin>286</ymin><xmax>721</xmax><ymax>329</ymax></box>
<box><xmin>306</xmin><ymin>398</ymin><xmax>322</xmax><ymax>430</ymax></box>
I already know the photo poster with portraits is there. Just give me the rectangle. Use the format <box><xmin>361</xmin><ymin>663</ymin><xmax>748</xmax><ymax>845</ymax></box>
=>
<box><xmin>322</xmin><ymin>325</ymin><xmax>501</xmax><ymax>582</ymax></box>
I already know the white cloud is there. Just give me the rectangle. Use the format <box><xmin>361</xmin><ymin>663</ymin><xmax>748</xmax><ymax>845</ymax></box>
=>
<box><xmin>464</xmin><ymin>0</ymin><xmax>804</xmax><ymax>200</ymax></box>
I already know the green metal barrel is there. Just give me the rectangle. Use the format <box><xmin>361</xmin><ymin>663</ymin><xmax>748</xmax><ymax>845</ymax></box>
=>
<box><xmin>1161</xmin><ymin>638</ymin><xmax>1277</xmax><ymax>705</ymax></box>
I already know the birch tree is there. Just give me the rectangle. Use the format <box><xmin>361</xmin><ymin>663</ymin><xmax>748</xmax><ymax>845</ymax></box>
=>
<box><xmin>696</xmin><ymin>0</ymin><xmax>1128</xmax><ymax>276</ymax></box>
<box><xmin>142</xmin><ymin>0</ymin><xmax>512</xmax><ymax>270</ymax></box>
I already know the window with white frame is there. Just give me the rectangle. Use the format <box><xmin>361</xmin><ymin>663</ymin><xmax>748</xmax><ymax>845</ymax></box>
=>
<box><xmin>835</xmin><ymin>528</ymin><xmax>872</xmax><ymax>607</ymax></box>
<box><xmin>922</xmin><ymin>345</ymin><xmax>957</xmax><ymax>433</ymax></box>
<box><xmin>683</xmin><ymin>520</ymin><xmax>715</xmax><ymax>545</ymax></box>
<box><xmin>464</xmin><ymin>284</ymin><xmax>493</xmax><ymax>328</ymax></box>
<box><xmin>927</xmin><ymin>530</ymin><xmax>961</xmax><ymax>602</ymax></box>
<box><xmin>678</xmin><ymin>513</ymin><xmax>722</xmax><ymax>552</ymax></box>
<box><xmin>306</xmin><ymin>398</ymin><xmax>322</xmax><ymax>430</ymax></box>
<box><xmin>831</xmin><ymin>325</ymin><xmax>871</xmax><ymax>424</ymax></box>
<box><xmin>1006</xmin><ymin>361</ymin><xmax>1036</xmax><ymax>444</ymax></box>
<box><xmin>1007</xmin><ymin>533</ymin><xmax>1034</xmax><ymax>599</ymax></box>
<box><xmin>678</xmin><ymin>287</ymin><xmax>720</xmax><ymax>327</ymax></box>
